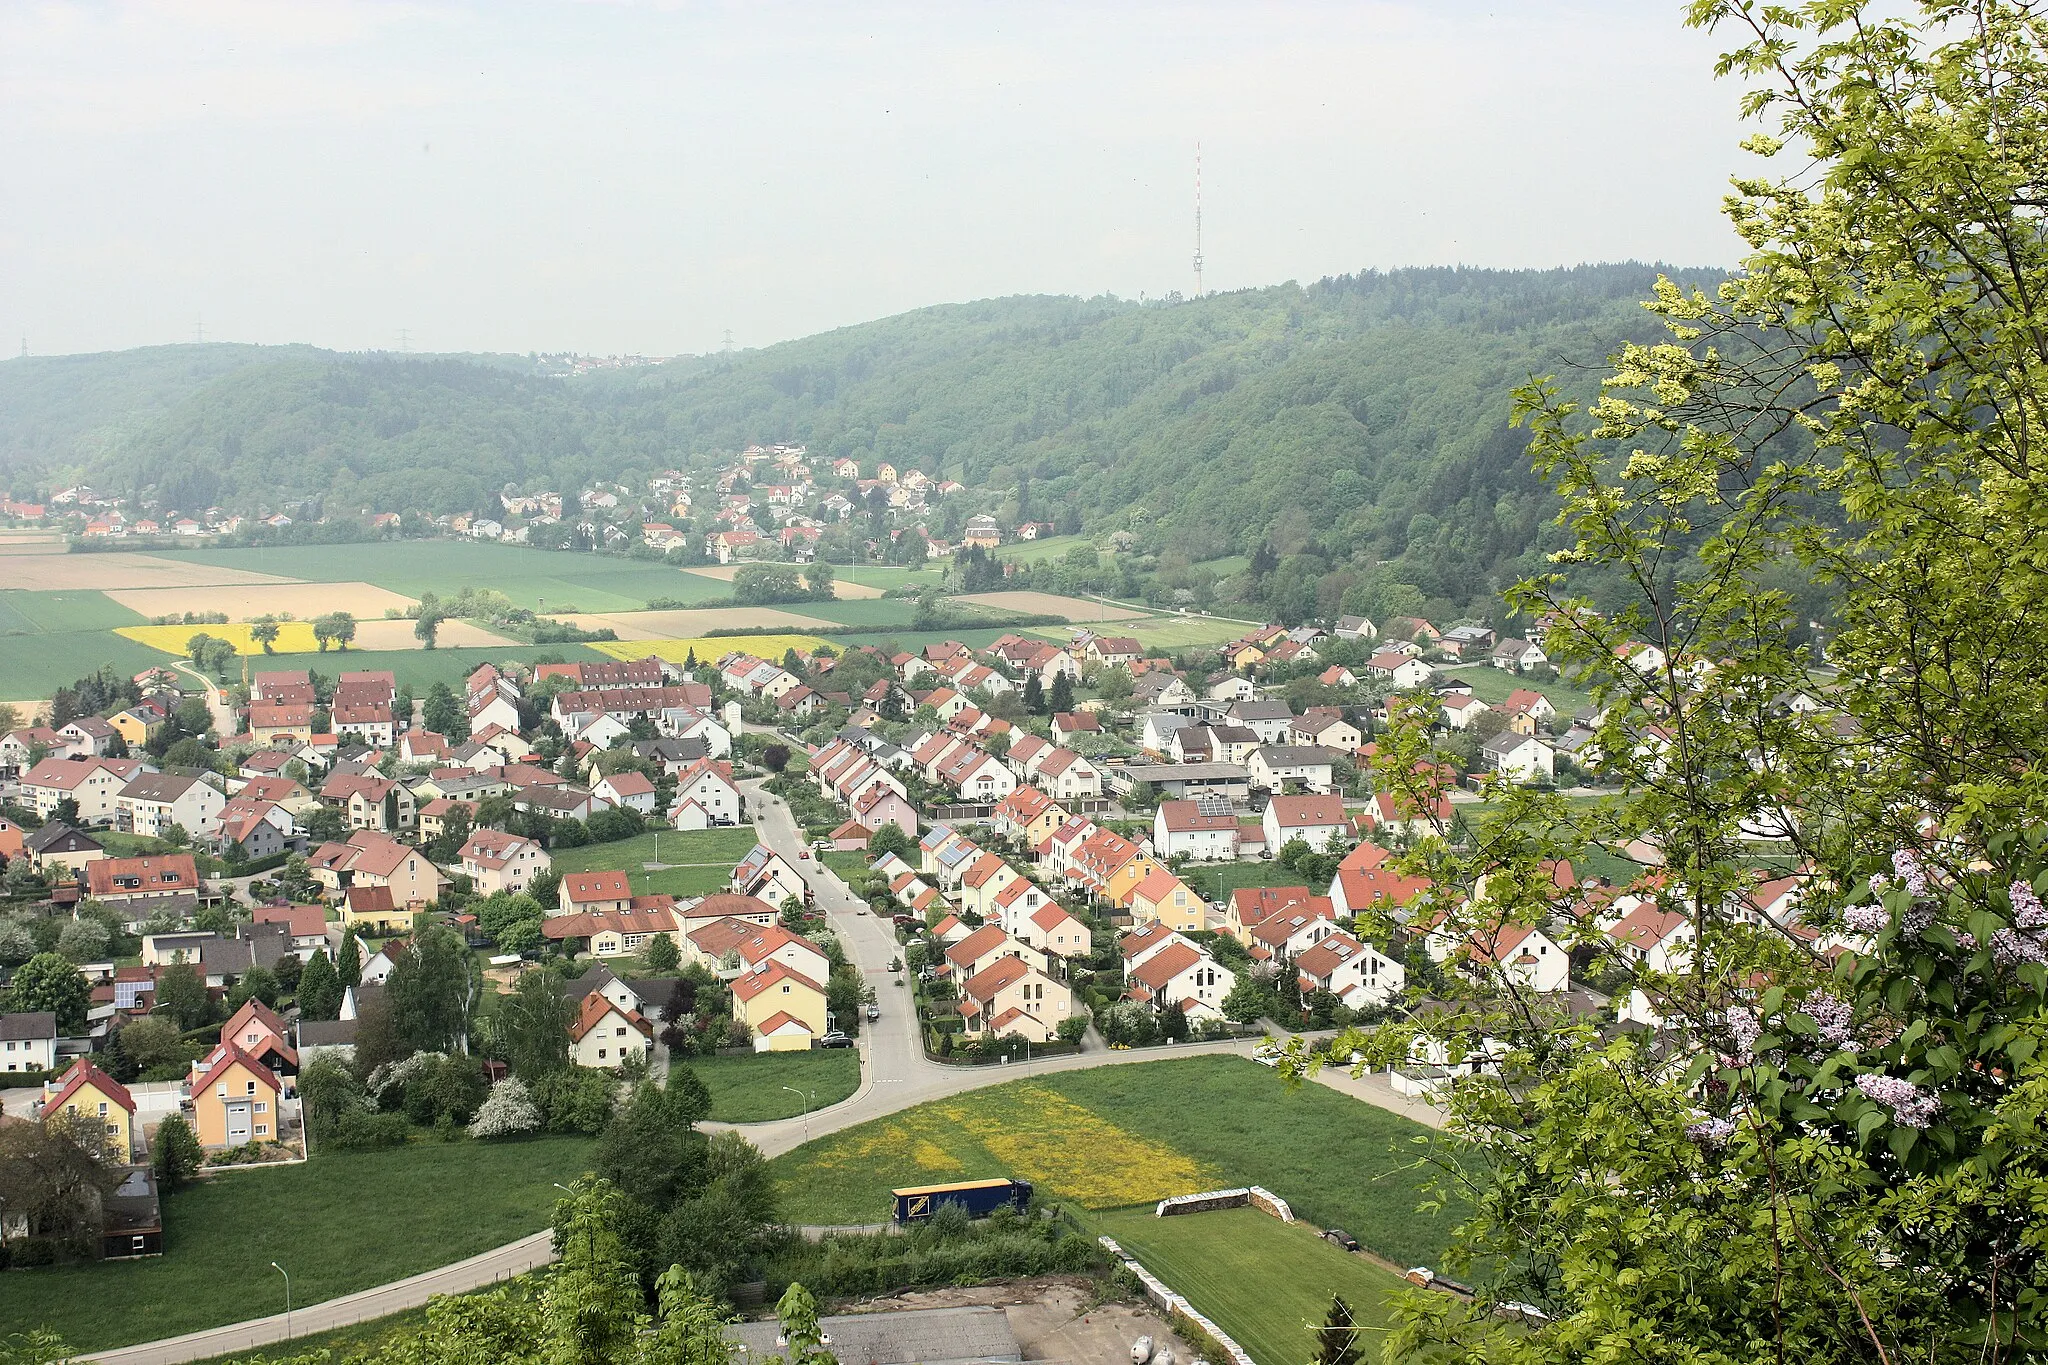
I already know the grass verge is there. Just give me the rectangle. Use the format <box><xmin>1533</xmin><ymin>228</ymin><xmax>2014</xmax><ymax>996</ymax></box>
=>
<box><xmin>0</xmin><ymin>1136</ymin><xmax>596</xmax><ymax>1354</ymax></box>
<box><xmin>681</xmin><ymin>1050</ymin><xmax>863</xmax><ymax>1123</ymax></box>
<box><xmin>1089</xmin><ymin>1205</ymin><xmax>1413</xmax><ymax>1365</ymax></box>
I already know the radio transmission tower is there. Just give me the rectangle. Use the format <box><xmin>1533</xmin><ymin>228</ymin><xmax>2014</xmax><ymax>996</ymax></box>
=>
<box><xmin>1192</xmin><ymin>143</ymin><xmax>1205</xmax><ymax>298</ymax></box>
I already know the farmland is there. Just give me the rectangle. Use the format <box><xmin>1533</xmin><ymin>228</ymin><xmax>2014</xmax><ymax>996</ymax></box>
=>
<box><xmin>0</xmin><ymin>588</ymin><xmax>147</xmax><ymax>634</ymax></box>
<box><xmin>589</xmin><ymin>634</ymin><xmax>831</xmax><ymax>668</ymax></box>
<box><xmin>765</xmin><ymin>1055</ymin><xmax>1451</xmax><ymax>1268</ymax></box>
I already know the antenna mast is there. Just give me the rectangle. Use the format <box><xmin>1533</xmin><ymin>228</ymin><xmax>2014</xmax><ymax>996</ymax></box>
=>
<box><xmin>1192</xmin><ymin>143</ymin><xmax>1204</xmax><ymax>298</ymax></box>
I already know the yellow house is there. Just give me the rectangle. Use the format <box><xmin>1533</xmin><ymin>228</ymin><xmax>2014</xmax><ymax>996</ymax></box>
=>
<box><xmin>109</xmin><ymin>707</ymin><xmax>169</xmax><ymax>749</ymax></box>
<box><xmin>730</xmin><ymin>959</ymin><xmax>828</xmax><ymax>1052</ymax></box>
<box><xmin>1224</xmin><ymin>643</ymin><xmax>1266</xmax><ymax>671</ymax></box>
<box><xmin>43</xmin><ymin>1060</ymin><xmax>136</xmax><ymax>1160</ymax></box>
<box><xmin>1127</xmin><ymin>867</ymin><xmax>1206</xmax><ymax>933</ymax></box>
<box><xmin>340</xmin><ymin>885</ymin><xmax>415</xmax><ymax>935</ymax></box>
<box><xmin>188</xmin><ymin>1043</ymin><xmax>283</xmax><ymax>1148</ymax></box>
<box><xmin>1102</xmin><ymin>852</ymin><xmax>1167</xmax><ymax>909</ymax></box>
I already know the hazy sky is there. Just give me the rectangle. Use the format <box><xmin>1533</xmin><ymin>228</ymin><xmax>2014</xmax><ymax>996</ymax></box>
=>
<box><xmin>1</xmin><ymin>1</ymin><xmax>1755</xmax><ymax>359</ymax></box>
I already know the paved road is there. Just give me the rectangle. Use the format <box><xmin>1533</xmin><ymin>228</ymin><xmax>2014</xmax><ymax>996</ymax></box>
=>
<box><xmin>84</xmin><ymin>775</ymin><xmax>1442</xmax><ymax>1363</ymax></box>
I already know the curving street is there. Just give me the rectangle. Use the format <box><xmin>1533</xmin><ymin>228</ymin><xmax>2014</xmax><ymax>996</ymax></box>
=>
<box><xmin>82</xmin><ymin>775</ymin><xmax>1437</xmax><ymax>1364</ymax></box>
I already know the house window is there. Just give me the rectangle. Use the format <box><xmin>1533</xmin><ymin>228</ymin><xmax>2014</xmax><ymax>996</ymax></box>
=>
<box><xmin>255</xmin><ymin>1124</ymin><xmax>269</xmax><ymax>1136</ymax></box>
<box><xmin>254</xmin><ymin>1101</ymin><xmax>268</xmax><ymax>1113</ymax></box>
<box><xmin>597</xmin><ymin>1048</ymin><xmax>607</xmax><ymax>1060</ymax></box>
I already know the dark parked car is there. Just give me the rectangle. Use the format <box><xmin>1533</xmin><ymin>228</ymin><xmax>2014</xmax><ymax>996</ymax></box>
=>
<box><xmin>819</xmin><ymin>1031</ymin><xmax>855</xmax><ymax>1048</ymax></box>
<box><xmin>1323</xmin><ymin>1228</ymin><xmax>1360</xmax><ymax>1252</ymax></box>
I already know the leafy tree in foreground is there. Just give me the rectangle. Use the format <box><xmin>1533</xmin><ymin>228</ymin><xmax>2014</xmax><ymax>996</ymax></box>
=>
<box><xmin>1338</xmin><ymin>6</ymin><xmax>2048</xmax><ymax>1362</ymax></box>
<box><xmin>8</xmin><ymin>952</ymin><xmax>90</xmax><ymax>1032</ymax></box>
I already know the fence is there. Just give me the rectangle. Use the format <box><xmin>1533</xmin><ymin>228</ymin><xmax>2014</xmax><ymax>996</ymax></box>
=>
<box><xmin>1153</xmin><ymin>1185</ymin><xmax>1294</xmax><ymax>1222</ymax></box>
<box><xmin>1097</xmin><ymin>1235</ymin><xmax>1257</xmax><ymax>1365</ymax></box>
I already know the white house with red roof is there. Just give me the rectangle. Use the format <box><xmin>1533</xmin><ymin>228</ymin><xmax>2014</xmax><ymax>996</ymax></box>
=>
<box><xmin>957</xmin><ymin>956</ymin><xmax>1070</xmax><ymax>1042</ymax></box>
<box><xmin>1426</xmin><ymin>915</ymin><xmax>1571</xmax><ymax>993</ymax></box>
<box><xmin>1328</xmin><ymin>842</ymin><xmax>1432</xmax><ymax>920</ymax></box>
<box><xmin>1123</xmin><ymin>937</ymin><xmax>1235</xmax><ymax>1023</ymax></box>
<box><xmin>569</xmin><ymin>992</ymin><xmax>652</xmax><ymax>1068</ymax></box>
<box><xmin>1607</xmin><ymin>904</ymin><xmax>1695</xmax><ymax>972</ymax></box>
<box><xmin>557</xmin><ymin>870</ymin><xmax>634</xmax><ymax>917</ymax></box>
<box><xmin>593</xmin><ymin>770</ymin><xmax>658</xmax><ymax>815</ymax></box>
<box><xmin>1293</xmin><ymin>928</ymin><xmax>1405</xmax><ymax>1009</ymax></box>
<box><xmin>460</xmin><ymin>828</ymin><xmax>550</xmax><ymax>896</ymax></box>
<box><xmin>669</xmin><ymin>758</ymin><xmax>743</xmax><ymax>828</ymax></box>
<box><xmin>1262</xmin><ymin>794</ymin><xmax>1350</xmax><ymax>854</ymax></box>
<box><xmin>1151</xmin><ymin>801</ymin><xmax>1239</xmax><ymax>861</ymax></box>
<box><xmin>1014</xmin><ymin>903</ymin><xmax>1091</xmax><ymax>960</ymax></box>
<box><xmin>943</xmin><ymin>924</ymin><xmax>1047</xmax><ymax>981</ymax></box>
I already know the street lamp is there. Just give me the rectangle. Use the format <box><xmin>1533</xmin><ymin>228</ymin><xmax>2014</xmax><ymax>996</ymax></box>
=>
<box><xmin>271</xmin><ymin>1261</ymin><xmax>292</xmax><ymax>1339</ymax></box>
<box><xmin>781</xmin><ymin>1085</ymin><xmax>816</xmax><ymax>1139</ymax></box>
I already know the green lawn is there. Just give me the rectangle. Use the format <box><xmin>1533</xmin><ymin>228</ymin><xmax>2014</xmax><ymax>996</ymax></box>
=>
<box><xmin>1184</xmin><ymin>861</ymin><xmax>1328</xmax><ymax>899</ymax></box>
<box><xmin>153</xmin><ymin>542</ymin><xmax>732</xmax><ymax>613</ymax></box>
<box><xmin>0</xmin><ymin>1136</ymin><xmax>597</xmax><ymax>1354</ymax></box>
<box><xmin>820</xmin><ymin>850</ymin><xmax>873</xmax><ymax>887</ymax></box>
<box><xmin>1436</xmin><ymin>663</ymin><xmax>1595</xmax><ymax>717</ymax></box>
<box><xmin>550</xmin><ymin>827</ymin><xmax>763</xmax><ymax>899</ymax></box>
<box><xmin>0</xmin><ymin>588</ymin><xmax>148</xmax><ymax>634</ymax></box>
<box><xmin>830</xmin><ymin>565</ymin><xmax>947</xmax><ymax>592</ymax></box>
<box><xmin>679</xmin><ymin>1050</ymin><xmax>863</xmax><ymax>1122</ymax></box>
<box><xmin>1089</xmin><ymin>1206</ymin><xmax>1413</xmax><ymax>1365</ymax></box>
<box><xmin>765</xmin><ymin>1055</ymin><xmax>1450</xmax><ymax>1266</ymax></box>
<box><xmin>995</xmin><ymin>534</ymin><xmax>1101</xmax><ymax>564</ymax></box>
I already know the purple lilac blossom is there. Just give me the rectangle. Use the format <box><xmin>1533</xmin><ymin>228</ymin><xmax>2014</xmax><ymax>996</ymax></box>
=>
<box><xmin>1892</xmin><ymin>850</ymin><xmax>1930</xmax><ymax>898</ymax></box>
<box><xmin>1801</xmin><ymin>991</ymin><xmax>1856</xmax><ymax>1049</ymax></box>
<box><xmin>1991</xmin><ymin>928</ymin><xmax>2048</xmax><ymax>967</ymax></box>
<box><xmin>1686</xmin><ymin>1117</ymin><xmax>1738</xmax><ymax>1147</ymax></box>
<box><xmin>2012</xmin><ymin>880</ymin><xmax>2048</xmax><ymax>931</ymax></box>
<box><xmin>1845</xmin><ymin>903</ymin><xmax>1889</xmax><ymax>935</ymax></box>
<box><xmin>1855</xmin><ymin>1073</ymin><xmax>1940</xmax><ymax>1129</ymax></box>
<box><xmin>1725</xmin><ymin>1007</ymin><xmax>1761</xmax><ymax>1063</ymax></box>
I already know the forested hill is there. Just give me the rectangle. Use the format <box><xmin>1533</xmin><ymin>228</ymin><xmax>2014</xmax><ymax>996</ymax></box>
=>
<box><xmin>0</xmin><ymin>263</ymin><xmax>1718</xmax><ymax>604</ymax></box>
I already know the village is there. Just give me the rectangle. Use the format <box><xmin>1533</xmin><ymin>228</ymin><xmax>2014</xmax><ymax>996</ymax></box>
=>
<box><xmin>0</xmin><ymin>582</ymin><xmax>1833</xmax><ymax>1286</ymax></box>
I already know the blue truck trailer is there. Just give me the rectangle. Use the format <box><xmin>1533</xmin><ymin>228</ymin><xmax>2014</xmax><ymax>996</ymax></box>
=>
<box><xmin>891</xmin><ymin>1178</ymin><xmax>1033</xmax><ymax>1223</ymax></box>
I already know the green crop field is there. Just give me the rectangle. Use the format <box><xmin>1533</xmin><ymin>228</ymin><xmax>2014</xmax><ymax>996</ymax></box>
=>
<box><xmin>765</xmin><ymin>1055</ymin><xmax>1451</xmax><ymax>1267</ymax></box>
<box><xmin>0</xmin><ymin>589</ymin><xmax>149</xmax><ymax>635</ymax></box>
<box><xmin>1089</xmin><ymin>1206</ymin><xmax>1413</xmax><ymax>1365</ymax></box>
<box><xmin>0</xmin><ymin>630</ymin><xmax>180</xmax><ymax>700</ymax></box>
<box><xmin>551</xmin><ymin>827</ymin><xmax>763</xmax><ymax>899</ymax></box>
<box><xmin>0</xmin><ymin>1136</ymin><xmax>597</xmax><ymax>1354</ymax></box>
<box><xmin>679</xmin><ymin>1050</ymin><xmax>863</xmax><ymax>1122</ymax></box>
<box><xmin>830</xmin><ymin>565</ymin><xmax>946</xmax><ymax>592</ymax></box>
<box><xmin>837</xmin><ymin>626</ymin><xmax>1019</xmax><ymax>652</ymax></box>
<box><xmin>776</xmin><ymin>598</ymin><xmax>924</xmax><ymax>628</ymax></box>
<box><xmin>152</xmin><ymin>542</ymin><xmax>733</xmax><ymax>612</ymax></box>
<box><xmin>996</xmin><ymin>534</ymin><xmax>1102</xmax><ymax>563</ymax></box>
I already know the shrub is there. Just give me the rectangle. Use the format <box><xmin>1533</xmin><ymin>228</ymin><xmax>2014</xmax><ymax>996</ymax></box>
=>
<box><xmin>470</xmin><ymin>1077</ymin><xmax>543</xmax><ymax>1138</ymax></box>
<box><xmin>325</xmin><ymin>1110</ymin><xmax>410</xmax><ymax>1151</ymax></box>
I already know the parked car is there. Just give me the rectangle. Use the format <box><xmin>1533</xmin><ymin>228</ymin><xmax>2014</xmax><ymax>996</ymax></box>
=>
<box><xmin>1323</xmin><ymin>1228</ymin><xmax>1361</xmax><ymax>1252</ymax></box>
<box><xmin>819</xmin><ymin>1031</ymin><xmax>854</xmax><ymax>1048</ymax></box>
<box><xmin>865</xmin><ymin>1004</ymin><xmax>881</xmax><ymax>1021</ymax></box>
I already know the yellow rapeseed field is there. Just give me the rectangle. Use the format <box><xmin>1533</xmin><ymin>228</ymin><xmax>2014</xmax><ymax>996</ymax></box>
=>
<box><xmin>592</xmin><ymin>635</ymin><xmax>831</xmax><ymax>667</ymax></box>
<box><xmin>796</xmin><ymin>1083</ymin><xmax>1219</xmax><ymax>1210</ymax></box>
<box><xmin>117</xmin><ymin>622</ymin><xmax>323</xmax><ymax>656</ymax></box>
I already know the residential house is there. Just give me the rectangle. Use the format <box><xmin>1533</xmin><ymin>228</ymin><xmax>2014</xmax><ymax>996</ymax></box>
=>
<box><xmin>1246</xmin><ymin>901</ymin><xmax>1341</xmax><ymax>962</ymax></box>
<box><xmin>1125</xmin><ymin>867</ymin><xmax>1206</xmax><ymax>934</ymax></box>
<box><xmin>251</xmin><ymin>904</ymin><xmax>330</xmax><ymax>959</ymax></box>
<box><xmin>943</xmin><ymin>924</ymin><xmax>1048</xmax><ymax>982</ymax></box>
<box><xmin>115</xmin><ymin>772</ymin><xmax>226</xmax><ymax>841</ymax></box>
<box><xmin>320</xmin><ymin>772</ymin><xmax>417</xmax><ymax>835</ymax></box>
<box><xmin>215</xmin><ymin>798</ymin><xmax>294</xmax><ymax>860</ymax></box>
<box><xmin>23</xmin><ymin>823</ymin><xmax>104</xmax><ymax>874</ymax></box>
<box><xmin>219</xmin><ymin>1000</ymin><xmax>298</xmax><ymax>1076</ymax></box>
<box><xmin>669</xmin><ymin>758</ymin><xmax>743</xmax><ymax>829</ymax></box>
<box><xmin>1224</xmin><ymin>885</ymin><xmax>1320</xmax><ymax>946</ymax></box>
<box><xmin>309</xmin><ymin>831</ymin><xmax>448</xmax><ymax>909</ymax></box>
<box><xmin>1495</xmin><ymin>688</ymin><xmax>1558</xmax><ymax>736</ymax></box>
<box><xmin>1426</xmin><ymin>915</ymin><xmax>1572</xmax><ymax>993</ymax></box>
<box><xmin>1124</xmin><ymin>938</ymin><xmax>1235</xmax><ymax>1023</ymax></box>
<box><xmin>732</xmin><ymin>844</ymin><xmax>808</xmax><ymax>906</ymax></box>
<box><xmin>1366</xmin><ymin>652</ymin><xmax>1436</xmax><ymax>690</ymax></box>
<box><xmin>1152</xmin><ymin>801</ymin><xmax>1239</xmax><ymax>861</ymax></box>
<box><xmin>0</xmin><ymin>1012</ymin><xmax>58</xmax><ymax>1074</ymax></box>
<box><xmin>569</xmin><ymin>993</ymin><xmax>653</xmax><ymax>1068</ymax></box>
<box><xmin>957</xmin><ymin>957</ymin><xmax>1070</xmax><ymax>1042</ymax></box>
<box><xmin>459</xmin><ymin>828</ymin><xmax>551</xmax><ymax>896</ymax></box>
<box><xmin>1333</xmin><ymin>615</ymin><xmax>1377</xmax><ymax>641</ymax></box>
<box><xmin>1294</xmin><ymin>929</ymin><xmax>1406</xmax><ymax>1009</ymax></box>
<box><xmin>1226</xmin><ymin>699</ymin><xmax>1295</xmax><ymax>744</ymax></box>
<box><xmin>558</xmin><ymin>871</ymin><xmax>635</xmax><ymax>917</ymax></box>
<box><xmin>247</xmin><ymin>702</ymin><xmax>316</xmax><ymax>747</ymax></box>
<box><xmin>543</xmin><ymin>905</ymin><xmax>682</xmax><ymax>958</ymax></box>
<box><xmin>188</xmin><ymin>1043</ymin><xmax>284</xmax><ymax>1148</ymax></box>
<box><xmin>1438</xmin><ymin>625</ymin><xmax>1497</xmax><ymax>659</ymax></box>
<box><xmin>731</xmin><ymin>960</ymin><xmax>829</xmax><ymax>1051</ymax></box>
<box><xmin>1248</xmin><ymin>745</ymin><xmax>1339</xmax><ymax>794</ymax></box>
<box><xmin>990</xmin><ymin>786</ymin><xmax>1066</xmax><ymax>849</ymax></box>
<box><xmin>43</xmin><ymin>1060</ymin><xmax>136</xmax><ymax>1158</ymax></box>
<box><xmin>1262</xmin><ymin>794</ymin><xmax>1350</xmax><ymax>853</ymax></box>
<box><xmin>1437</xmin><ymin>693</ymin><xmax>1491</xmax><ymax>731</ymax></box>
<box><xmin>592</xmin><ymin>771</ymin><xmax>658</xmax><ymax>814</ymax></box>
<box><xmin>1481</xmin><ymin>731</ymin><xmax>1556</xmax><ymax>784</ymax></box>
<box><xmin>0</xmin><ymin>727</ymin><xmax>74</xmax><ymax>778</ymax></box>
<box><xmin>1291</xmin><ymin>712</ymin><xmax>1363</xmax><ymax>752</ymax></box>
<box><xmin>1033</xmin><ymin>747</ymin><xmax>1101</xmax><ymax>801</ymax></box>
<box><xmin>57</xmin><ymin>716</ymin><xmax>118</xmax><ymax>756</ymax></box>
<box><xmin>1328</xmin><ymin>842</ymin><xmax>1432</xmax><ymax>920</ymax></box>
<box><xmin>20</xmin><ymin>756</ymin><xmax>148</xmax><ymax>826</ymax></box>
<box><xmin>86</xmin><ymin>853</ymin><xmax>202</xmax><ymax>915</ymax></box>
<box><xmin>1491</xmin><ymin>638</ymin><xmax>1548</xmax><ymax>672</ymax></box>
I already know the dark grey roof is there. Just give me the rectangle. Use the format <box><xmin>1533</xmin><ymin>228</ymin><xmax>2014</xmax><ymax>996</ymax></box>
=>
<box><xmin>1229</xmin><ymin>699</ymin><xmax>1295</xmax><ymax>721</ymax></box>
<box><xmin>1253</xmin><ymin>745</ymin><xmax>1339</xmax><ymax>766</ymax></box>
<box><xmin>727</xmin><ymin>1306</ymin><xmax>1019</xmax><ymax>1365</ymax></box>
<box><xmin>296</xmin><ymin>1019</ymin><xmax>358</xmax><ymax>1046</ymax></box>
<box><xmin>119</xmin><ymin>772</ymin><xmax>202</xmax><ymax>803</ymax></box>
<box><xmin>24</xmin><ymin>823</ymin><xmax>100</xmax><ymax>855</ymax></box>
<box><xmin>103</xmin><ymin>1165</ymin><xmax>161</xmax><ymax>1236</ymax></box>
<box><xmin>1117</xmin><ymin>762</ymin><xmax>1252</xmax><ymax>782</ymax></box>
<box><xmin>561</xmin><ymin>964</ymin><xmax>625</xmax><ymax>1000</ymax></box>
<box><xmin>199</xmin><ymin>938</ymin><xmax>254</xmax><ymax>974</ymax></box>
<box><xmin>0</xmin><ymin>1011</ymin><xmax>57</xmax><ymax>1041</ymax></box>
<box><xmin>1481</xmin><ymin>730</ymin><xmax>1541</xmax><ymax>757</ymax></box>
